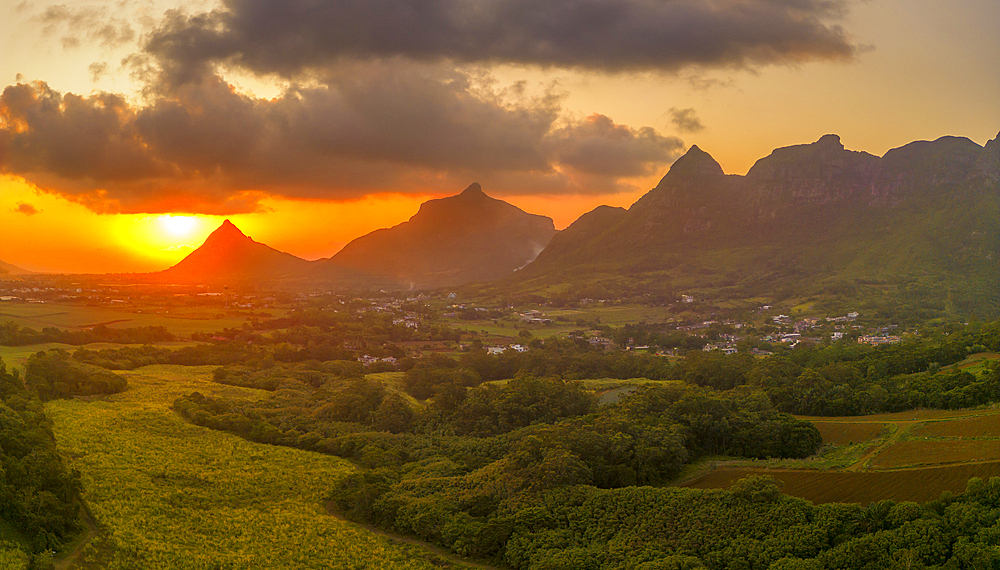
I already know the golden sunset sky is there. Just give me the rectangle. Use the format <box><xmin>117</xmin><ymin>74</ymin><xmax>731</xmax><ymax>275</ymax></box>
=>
<box><xmin>1</xmin><ymin>0</ymin><xmax>998</xmax><ymax>273</ymax></box>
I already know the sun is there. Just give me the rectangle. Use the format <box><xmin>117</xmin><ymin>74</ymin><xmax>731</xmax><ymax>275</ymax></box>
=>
<box><xmin>159</xmin><ymin>215</ymin><xmax>197</xmax><ymax>237</ymax></box>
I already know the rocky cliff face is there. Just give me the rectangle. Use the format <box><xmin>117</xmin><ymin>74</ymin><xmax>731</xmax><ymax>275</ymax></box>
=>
<box><xmin>743</xmin><ymin>134</ymin><xmax>881</xmax><ymax>213</ymax></box>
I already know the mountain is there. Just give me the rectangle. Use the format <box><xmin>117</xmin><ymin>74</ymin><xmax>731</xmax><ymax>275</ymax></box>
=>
<box><xmin>316</xmin><ymin>183</ymin><xmax>557</xmax><ymax>289</ymax></box>
<box><xmin>157</xmin><ymin>220</ymin><xmax>312</xmax><ymax>284</ymax></box>
<box><xmin>509</xmin><ymin>132</ymin><xmax>1000</xmax><ymax>318</ymax></box>
<box><xmin>0</xmin><ymin>260</ymin><xmax>31</xmax><ymax>276</ymax></box>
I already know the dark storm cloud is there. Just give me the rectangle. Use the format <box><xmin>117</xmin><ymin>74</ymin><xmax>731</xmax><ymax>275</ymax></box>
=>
<box><xmin>669</xmin><ymin>107</ymin><xmax>705</xmax><ymax>133</ymax></box>
<box><xmin>145</xmin><ymin>0</ymin><xmax>857</xmax><ymax>82</ymax></box>
<box><xmin>0</xmin><ymin>70</ymin><xmax>683</xmax><ymax>214</ymax></box>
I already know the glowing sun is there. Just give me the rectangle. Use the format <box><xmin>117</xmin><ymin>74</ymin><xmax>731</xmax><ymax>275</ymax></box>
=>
<box><xmin>159</xmin><ymin>215</ymin><xmax>197</xmax><ymax>237</ymax></box>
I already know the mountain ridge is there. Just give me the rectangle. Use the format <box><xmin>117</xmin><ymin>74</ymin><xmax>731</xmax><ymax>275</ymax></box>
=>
<box><xmin>505</xmin><ymin>132</ymin><xmax>1000</xmax><ymax>318</ymax></box>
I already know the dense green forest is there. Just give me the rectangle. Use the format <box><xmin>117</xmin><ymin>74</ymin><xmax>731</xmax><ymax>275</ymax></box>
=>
<box><xmin>0</xmin><ymin>358</ymin><xmax>83</xmax><ymax>566</ymax></box>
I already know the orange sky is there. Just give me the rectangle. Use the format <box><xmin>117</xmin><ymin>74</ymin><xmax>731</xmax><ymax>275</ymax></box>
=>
<box><xmin>1</xmin><ymin>0</ymin><xmax>997</xmax><ymax>274</ymax></box>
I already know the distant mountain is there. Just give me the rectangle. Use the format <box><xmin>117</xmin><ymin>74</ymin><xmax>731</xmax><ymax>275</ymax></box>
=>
<box><xmin>157</xmin><ymin>220</ymin><xmax>312</xmax><ymax>284</ymax></box>
<box><xmin>316</xmin><ymin>183</ymin><xmax>557</xmax><ymax>289</ymax></box>
<box><xmin>0</xmin><ymin>259</ymin><xmax>31</xmax><ymax>276</ymax></box>
<box><xmin>509</xmin><ymin>132</ymin><xmax>1000</xmax><ymax>318</ymax></box>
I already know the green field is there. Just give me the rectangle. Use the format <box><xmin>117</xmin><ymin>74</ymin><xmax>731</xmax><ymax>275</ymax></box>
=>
<box><xmin>0</xmin><ymin>302</ymin><xmax>254</xmax><ymax>336</ymax></box>
<box><xmin>941</xmin><ymin>352</ymin><xmax>1000</xmax><ymax>375</ymax></box>
<box><xmin>442</xmin><ymin>304</ymin><xmax>685</xmax><ymax>342</ymax></box>
<box><xmin>45</xmin><ymin>364</ymin><xmax>469</xmax><ymax>569</ymax></box>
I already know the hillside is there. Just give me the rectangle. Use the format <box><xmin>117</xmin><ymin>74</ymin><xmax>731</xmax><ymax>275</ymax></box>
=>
<box><xmin>156</xmin><ymin>220</ymin><xmax>313</xmax><ymax>285</ymax></box>
<box><xmin>504</xmin><ymin>133</ymin><xmax>1000</xmax><ymax>318</ymax></box>
<box><xmin>316</xmin><ymin>183</ymin><xmax>556</xmax><ymax>289</ymax></box>
<box><xmin>0</xmin><ymin>259</ymin><xmax>32</xmax><ymax>276</ymax></box>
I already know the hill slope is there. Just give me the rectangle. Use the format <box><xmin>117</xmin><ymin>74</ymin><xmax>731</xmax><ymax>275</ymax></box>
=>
<box><xmin>316</xmin><ymin>183</ymin><xmax>556</xmax><ymax>289</ymax></box>
<box><xmin>0</xmin><ymin>259</ymin><xmax>32</xmax><ymax>275</ymax></box>
<box><xmin>508</xmin><ymin>133</ymin><xmax>1000</xmax><ymax>318</ymax></box>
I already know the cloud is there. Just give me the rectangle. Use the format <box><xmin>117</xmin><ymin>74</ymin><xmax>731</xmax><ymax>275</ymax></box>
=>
<box><xmin>35</xmin><ymin>4</ymin><xmax>136</xmax><ymax>49</ymax></box>
<box><xmin>0</xmin><ymin>71</ymin><xmax>684</xmax><ymax>214</ymax></box>
<box><xmin>89</xmin><ymin>62</ymin><xmax>109</xmax><ymax>82</ymax></box>
<box><xmin>551</xmin><ymin>114</ymin><xmax>685</xmax><ymax>177</ymax></box>
<box><xmin>669</xmin><ymin>108</ymin><xmax>705</xmax><ymax>133</ymax></box>
<box><xmin>13</xmin><ymin>202</ymin><xmax>40</xmax><ymax>215</ymax></box>
<box><xmin>143</xmin><ymin>0</ymin><xmax>858</xmax><ymax>83</ymax></box>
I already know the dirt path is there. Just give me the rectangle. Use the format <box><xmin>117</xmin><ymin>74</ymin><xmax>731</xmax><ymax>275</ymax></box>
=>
<box><xmin>53</xmin><ymin>501</ymin><xmax>99</xmax><ymax>570</ymax></box>
<box><xmin>324</xmin><ymin>503</ymin><xmax>502</xmax><ymax>570</ymax></box>
<box><xmin>844</xmin><ymin>421</ymin><xmax>918</xmax><ymax>471</ymax></box>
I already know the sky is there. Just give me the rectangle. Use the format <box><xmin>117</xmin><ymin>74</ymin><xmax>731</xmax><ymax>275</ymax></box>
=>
<box><xmin>1</xmin><ymin>0</ymin><xmax>998</xmax><ymax>274</ymax></box>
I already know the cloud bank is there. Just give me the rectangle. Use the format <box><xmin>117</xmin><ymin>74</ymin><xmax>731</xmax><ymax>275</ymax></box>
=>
<box><xmin>0</xmin><ymin>0</ymin><xmax>860</xmax><ymax>214</ymax></box>
<box><xmin>147</xmin><ymin>0</ymin><xmax>856</xmax><ymax>81</ymax></box>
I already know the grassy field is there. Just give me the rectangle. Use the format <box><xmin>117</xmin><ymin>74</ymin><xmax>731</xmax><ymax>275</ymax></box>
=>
<box><xmin>441</xmin><ymin>304</ymin><xmax>686</xmax><ymax>342</ymax></box>
<box><xmin>46</xmin><ymin>364</ymin><xmax>472</xmax><ymax>569</ymax></box>
<box><xmin>0</xmin><ymin>302</ymin><xmax>254</xmax><ymax>336</ymax></box>
<box><xmin>682</xmin><ymin>462</ymin><xmax>1000</xmax><ymax>505</ymax></box>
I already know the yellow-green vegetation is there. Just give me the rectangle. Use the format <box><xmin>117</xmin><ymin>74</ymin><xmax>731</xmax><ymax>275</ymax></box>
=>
<box><xmin>365</xmin><ymin>371</ymin><xmax>423</xmax><ymax>408</ymax></box>
<box><xmin>45</xmin><ymin>365</ymin><xmax>460</xmax><ymax>569</ymax></box>
<box><xmin>0</xmin><ymin>547</ymin><xmax>30</xmax><ymax>570</ymax></box>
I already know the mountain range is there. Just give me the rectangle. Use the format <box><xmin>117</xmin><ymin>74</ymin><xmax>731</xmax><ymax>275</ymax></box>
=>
<box><xmin>156</xmin><ymin>183</ymin><xmax>556</xmax><ymax>289</ymax></box>
<box><xmin>156</xmin><ymin>131</ymin><xmax>999</xmax><ymax>318</ymax></box>
<box><xmin>503</xmin><ymin>132</ymin><xmax>999</xmax><ymax>318</ymax></box>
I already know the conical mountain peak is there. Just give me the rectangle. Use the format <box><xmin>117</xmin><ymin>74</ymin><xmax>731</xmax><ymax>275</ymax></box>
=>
<box><xmin>203</xmin><ymin>219</ymin><xmax>250</xmax><ymax>245</ymax></box>
<box><xmin>158</xmin><ymin>219</ymin><xmax>308</xmax><ymax>283</ymax></box>
<box><xmin>665</xmin><ymin>145</ymin><xmax>725</xmax><ymax>178</ymax></box>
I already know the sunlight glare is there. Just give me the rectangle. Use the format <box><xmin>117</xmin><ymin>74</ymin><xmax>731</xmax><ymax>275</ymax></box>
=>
<box><xmin>160</xmin><ymin>215</ymin><xmax>197</xmax><ymax>237</ymax></box>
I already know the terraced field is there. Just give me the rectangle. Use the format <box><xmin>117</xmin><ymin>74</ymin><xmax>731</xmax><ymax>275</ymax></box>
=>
<box><xmin>680</xmin><ymin>407</ymin><xmax>1000</xmax><ymax>505</ymax></box>
<box><xmin>810</xmin><ymin>421</ymin><xmax>889</xmax><ymax>446</ymax></box>
<box><xmin>683</xmin><ymin>462</ymin><xmax>1000</xmax><ymax>504</ymax></box>
<box><xmin>46</xmin><ymin>365</ymin><xmax>472</xmax><ymax>569</ymax></box>
<box><xmin>913</xmin><ymin>414</ymin><xmax>1000</xmax><ymax>438</ymax></box>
